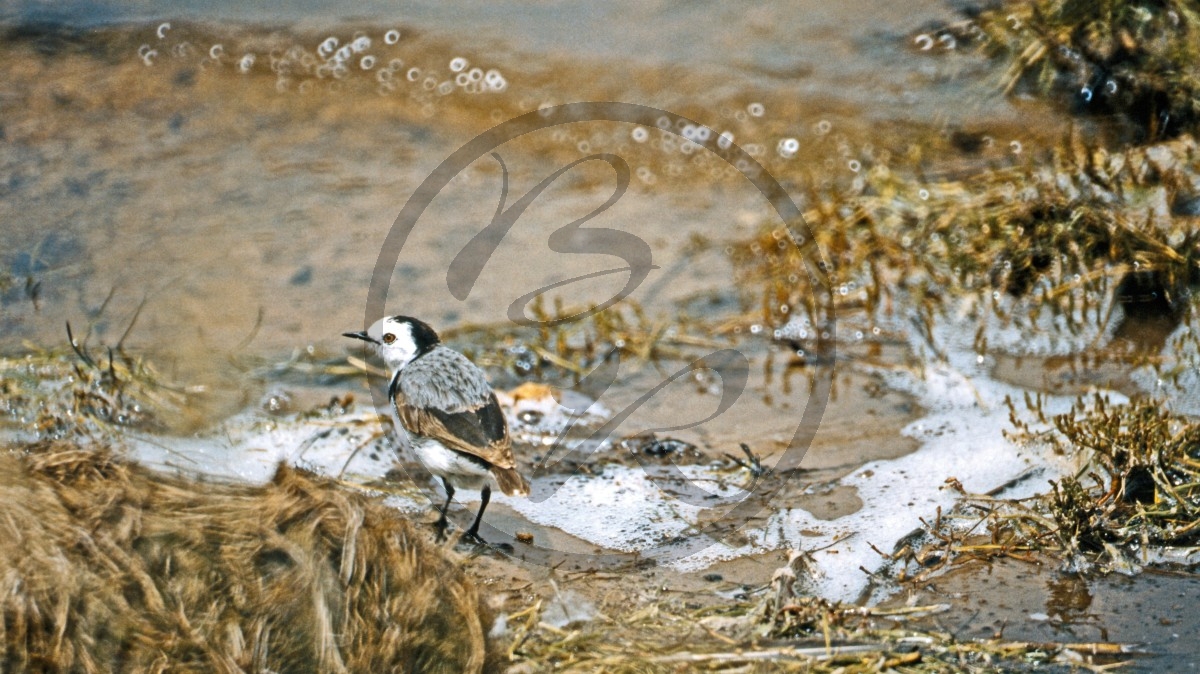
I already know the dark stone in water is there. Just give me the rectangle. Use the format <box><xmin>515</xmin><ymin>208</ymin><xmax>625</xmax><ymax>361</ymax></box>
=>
<box><xmin>620</xmin><ymin>433</ymin><xmax>696</xmax><ymax>458</ymax></box>
<box><xmin>289</xmin><ymin>266</ymin><xmax>313</xmax><ymax>286</ymax></box>
<box><xmin>949</xmin><ymin>129</ymin><xmax>987</xmax><ymax>154</ymax></box>
<box><xmin>1120</xmin><ymin>466</ymin><xmax>1156</xmax><ymax>505</ymax></box>
<box><xmin>1114</xmin><ymin>270</ymin><xmax>1184</xmax><ymax>321</ymax></box>
<box><xmin>173</xmin><ymin>69</ymin><xmax>196</xmax><ymax>89</ymax></box>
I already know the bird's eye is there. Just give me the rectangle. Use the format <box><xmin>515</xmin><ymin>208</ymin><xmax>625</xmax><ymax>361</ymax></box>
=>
<box><xmin>382</xmin><ymin>333</ymin><xmax>396</xmax><ymax>344</ymax></box>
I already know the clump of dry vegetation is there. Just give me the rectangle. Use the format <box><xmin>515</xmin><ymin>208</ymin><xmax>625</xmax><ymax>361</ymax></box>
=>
<box><xmin>0</xmin><ymin>440</ymin><xmax>500</xmax><ymax>673</ymax></box>
<box><xmin>0</xmin><ymin>337</ymin><xmax>192</xmax><ymax>439</ymax></box>
<box><xmin>449</xmin><ymin>299</ymin><xmax>725</xmax><ymax>384</ymax></box>
<box><xmin>730</xmin><ymin>133</ymin><xmax>1200</xmax><ymax>344</ymax></box>
<box><xmin>871</xmin><ymin>395</ymin><xmax>1200</xmax><ymax>585</ymax></box>
<box><xmin>972</xmin><ymin>0</ymin><xmax>1200</xmax><ymax>140</ymax></box>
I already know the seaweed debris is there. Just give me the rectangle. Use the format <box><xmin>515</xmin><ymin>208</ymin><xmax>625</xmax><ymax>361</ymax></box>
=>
<box><xmin>0</xmin><ymin>329</ymin><xmax>198</xmax><ymax>438</ymax></box>
<box><xmin>873</xmin><ymin>395</ymin><xmax>1200</xmax><ymax>585</ymax></box>
<box><xmin>505</xmin><ymin>551</ymin><xmax>1135</xmax><ymax>672</ymax></box>
<box><xmin>449</xmin><ymin>299</ymin><xmax>726</xmax><ymax>385</ymax></box>
<box><xmin>729</xmin><ymin>132</ymin><xmax>1200</xmax><ymax>346</ymax></box>
<box><xmin>0</xmin><ymin>440</ymin><xmax>501</xmax><ymax>673</ymax></box>
<box><xmin>973</xmin><ymin>0</ymin><xmax>1200</xmax><ymax>140</ymax></box>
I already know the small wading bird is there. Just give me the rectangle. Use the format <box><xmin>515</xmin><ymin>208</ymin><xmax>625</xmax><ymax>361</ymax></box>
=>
<box><xmin>344</xmin><ymin>315</ymin><xmax>528</xmax><ymax>542</ymax></box>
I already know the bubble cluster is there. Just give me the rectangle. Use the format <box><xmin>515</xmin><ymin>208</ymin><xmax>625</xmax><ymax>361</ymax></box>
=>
<box><xmin>138</xmin><ymin>24</ymin><xmax>510</xmax><ymax>98</ymax></box>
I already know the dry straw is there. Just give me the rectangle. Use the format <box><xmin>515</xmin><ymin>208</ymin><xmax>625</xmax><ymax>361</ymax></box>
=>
<box><xmin>0</xmin><ymin>441</ymin><xmax>502</xmax><ymax>673</ymax></box>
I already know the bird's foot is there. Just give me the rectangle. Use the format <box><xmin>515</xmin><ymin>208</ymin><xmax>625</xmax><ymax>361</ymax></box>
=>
<box><xmin>434</xmin><ymin>516</ymin><xmax>451</xmax><ymax>542</ymax></box>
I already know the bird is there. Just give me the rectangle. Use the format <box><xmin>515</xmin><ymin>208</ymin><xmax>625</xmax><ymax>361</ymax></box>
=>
<box><xmin>344</xmin><ymin>315</ymin><xmax>528</xmax><ymax>542</ymax></box>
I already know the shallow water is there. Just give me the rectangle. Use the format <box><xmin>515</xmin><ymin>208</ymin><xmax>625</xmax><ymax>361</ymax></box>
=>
<box><xmin>3</xmin><ymin>0</ymin><xmax>1194</xmax><ymax>664</ymax></box>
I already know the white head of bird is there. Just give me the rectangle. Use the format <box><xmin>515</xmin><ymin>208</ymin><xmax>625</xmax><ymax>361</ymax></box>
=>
<box><xmin>343</xmin><ymin>315</ymin><xmax>441</xmax><ymax>371</ymax></box>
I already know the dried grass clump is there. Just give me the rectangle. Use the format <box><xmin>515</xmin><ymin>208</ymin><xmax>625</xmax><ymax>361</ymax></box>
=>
<box><xmin>0</xmin><ymin>333</ymin><xmax>198</xmax><ymax>438</ymax></box>
<box><xmin>974</xmin><ymin>0</ymin><xmax>1200</xmax><ymax>139</ymax></box>
<box><xmin>877</xmin><ymin>396</ymin><xmax>1200</xmax><ymax>582</ymax></box>
<box><xmin>449</xmin><ymin>299</ymin><xmax>722</xmax><ymax>384</ymax></box>
<box><xmin>730</xmin><ymin>133</ymin><xmax>1200</xmax><ymax>340</ymax></box>
<box><xmin>0</xmin><ymin>441</ymin><xmax>499</xmax><ymax>673</ymax></box>
<box><xmin>1013</xmin><ymin>394</ymin><xmax>1200</xmax><ymax>572</ymax></box>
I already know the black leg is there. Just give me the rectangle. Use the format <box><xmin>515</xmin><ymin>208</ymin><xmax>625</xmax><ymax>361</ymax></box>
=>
<box><xmin>436</xmin><ymin>477</ymin><xmax>455</xmax><ymax>541</ymax></box>
<box><xmin>465</xmin><ymin>484</ymin><xmax>491</xmax><ymax>542</ymax></box>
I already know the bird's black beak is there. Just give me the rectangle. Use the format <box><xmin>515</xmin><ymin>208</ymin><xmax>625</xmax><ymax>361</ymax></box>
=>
<box><xmin>342</xmin><ymin>330</ymin><xmax>377</xmax><ymax>344</ymax></box>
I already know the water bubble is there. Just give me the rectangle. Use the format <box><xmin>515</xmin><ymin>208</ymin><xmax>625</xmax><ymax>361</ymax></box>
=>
<box><xmin>745</xmin><ymin>143</ymin><xmax>765</xmax><ymax>157</ymax></box>
<box><xmin>389</xmin><ymin>58</ymin><xmax>404</xmax><ymax>70</ymax></box>
<box><xmin>423</xmin><ymin>76</ymin><xmax>437</xmax><ymax>90</ymax></box>
<box><xmin>141</xmin><ymin>48</ymin><xmax>158</xmax><ymax>66</ymax></box>
<box><xmin>914</xmin><ymin>34</ymin><xmax>933</xmax><ymax>50</ymax></box>
<box><xmin>438</xmin><ymin>80</ymin><xmax>454</xmax><ymax>95</ymax></box>
<box><xmin>681</xmin><ymin>124</ymin><xmax>697</xmax><ymax>141</ymax></box>
<box><xmin>456</xmin><ymin>72</ymin><xmax>470</xmax><ymax>86</ymax></box>
<box><xmin>450</xmin><ymin>56</ymin><xmax>469</xmax><ymax>72</ymax></box>
<box><xmin>1010</xmin><ymin>140</ymin><xmax>1022</xmax><ymax>154</ymax></box>
<box><xmin>238</xmin><ymin>53</ymin><xmax>256</xmax><ymax>73</ymax></box>
<box><xmin>331</xmin><ymin>63</ymin><xmax>348</xmax><ymax>79</ymax></box>
<box><xmin>138</xmin><ymin>44</ymin><xmax>151</xmax><ymax>57</ymax></box>
<box><xmin>484</xmin><ymin>72</ymin><xmax>507</xmax><ymax>92</ymax></box>
<box><xmin>717</xmin><ymin>131</ymin><xmax>734</xmax><ymax>150</ymax></box>
<box><xmin>918</xmin><ymin>188</ymin><xmax>930</xmax><ymax>200</ymax></box>
<box><xmin>406</xmin><ymin>67</ymin><xmax>421</xmax><ymax>81</ymax></box>
<box><xmin>1106</xmin><ymin>79</ymin><xmax>1118</xmax><ymax>94</ymax></box>
<box><xmin>577</xmin><ymin>141</ymin><xmax>590</xmax><ymax>153</ymax></box>
<box><xmin>351</xmin><ymin>36</ymin><xmax>371</xmax><ymax>53</ymax></box>
<box><xmin>848</xmin><ymin>159</ymin><xmax>861</xmax><ymax>172</ymax></box>
<box><xmin>636</xmin><ymin>166</ymin><xmax>656</xmax><ymax>184</ymax></box>
<box><xmin>747</xmin><ymin>102</ymin><xmax>765</xmax><ymax>117</ymax></box>
<box><xmin>695</xmin><ymin>126</ymin><xmax>712</xmax><ymax>142</ymax></box>
<box><xmin>468</xmin><ymin>67</ymin><xmax>483</xmax><ymax>82</ymax></box>
<box><xmin>384</xmin><ymin>29</ymin><xmax>401</xmax><ymax>44</ymax></box>
<box><xmin>938</xmin><ymin>34</ymin><xmax>956</xmax><ymax>50</ymax></box>
<box><xmin>655</xmin><ymin>116</ymin><xmax>672</xmax><ymax>130</ymax></box>
<box><xmin>360</xmin><ymin>55</ymin><xmax>376</xmax><ymax>70</ymax></box>
<box><xmin>1006</xmin><ymin>14</ymin><xmax>1021</xmax><ymax>30</ymax></box>
<box><xmin>209</xmin><ymin>44</ymin><xmax>225</xmax><ymax>59</ymax></box>
<box><xmin>318</xmin><ymin>37</ymin><xmax>338</xmax><ymax>57</ymax></box>
<box><xmin>156</xmin><ymin>22</ymin><xmax>171</xmax><ymax>39</ymax></box>
<box><xmin>779</xmin><ymin>137</ymin><xmax>800</xmax><ymax>153</ymax></box>
<box><xmin>335</xmin><ymin>45</ymin><xmax>352</xmax><ymax>62</ymax></box>
<box><xmin>815</xmin><ymin>119</ymin><xmax>832</xmax><ymax>135</ymax></box>
<box><xmin>1080</xmin><ymin>86</ymin><xmax>1093</xmax><ymax>102</ymax></box>
<box><xmin>631</xmin><ymin>127</ymin><xmax>649</xmax><ymax>143</ymax></box>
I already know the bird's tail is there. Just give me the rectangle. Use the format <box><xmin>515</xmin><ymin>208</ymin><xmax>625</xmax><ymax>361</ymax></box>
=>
<box><xmin>492</xmin><ymin>466</ymin><xmax>529</xmax><ymax>496</ymax></box>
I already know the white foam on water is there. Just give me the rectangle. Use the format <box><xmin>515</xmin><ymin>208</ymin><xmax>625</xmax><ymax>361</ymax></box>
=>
<box><xmin>499</xmin><ymin>315</ymin><xmax>1123</xmax><ymax>603</ymax></box>
<box><xmin>121</xmin><ymin>410</ymin><xmax>425</xmax><ymax>511</ymax></box>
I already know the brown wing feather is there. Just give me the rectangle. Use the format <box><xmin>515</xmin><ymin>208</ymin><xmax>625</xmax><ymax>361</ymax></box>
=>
<box><xmin>394</xmin><ymin>391</ymin><xmax>518</xmax><ymax>471</ymax></box>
